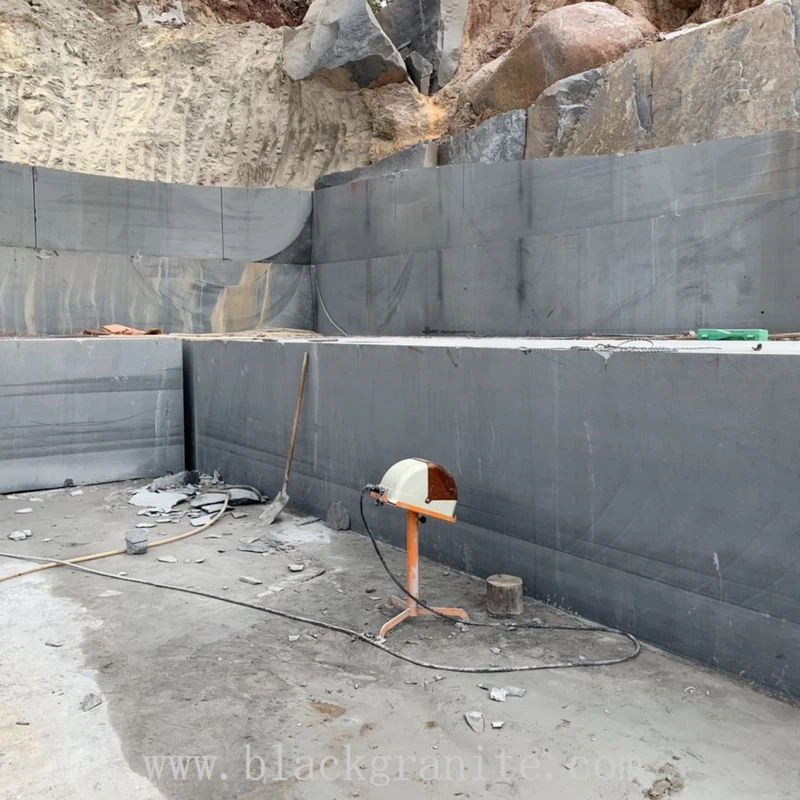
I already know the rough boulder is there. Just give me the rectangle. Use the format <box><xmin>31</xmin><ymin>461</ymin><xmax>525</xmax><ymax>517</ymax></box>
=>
<box><xmin>283</xmin><ymin>0</ymin><xmax>409</xmax><ymax>88</ymax></box>
<box><xmin>464</xmin><ymin>3</ymin><xmax>657</xmax><ymax>118</ymax></box>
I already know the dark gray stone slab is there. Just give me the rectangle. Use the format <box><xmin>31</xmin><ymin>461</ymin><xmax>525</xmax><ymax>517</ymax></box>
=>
<box><xmin>378</xmin><ymin>0</ymin><xmax>441</xmax><ymax>77</ymax></box>
<box><xmin>188</xmin><ymin>337</ymin><xmax>800</xmax><ymax>698</ymax></box>
<box><xmin>312</xmin><ymin>130</ymin><xmax>800</xmax><ymax>264</ymax></box>
<box><xmin>0</xmin><ymin>247</ymin><xmax>314</xmax><ymax>335</ymax></box>
<box><xmin>221</xmin><ymin>187</ymin><xmax>312</xmax><ymax>263</ymax></box>
<box><xmin>315</xmin><ymin>191</ymin><xmax>800</xmax><ymax>336</ymax></box>
<box><xmin>439</xmin><ymin>110</ymin><xmax>527</xmax><ymax>166</ymax></box>
<box><xmin>0</xmin><ymin>162</ymin><xmax>35</xmax><ymax>248</ymax></box>
<box><xmin>406</xmin><ymin>51</ymin><xmax>433</xmax><ymax>95</ymax></box>
<box><xmin>0</xmin><ymin>337</ymin><xmax>183</xmax><ymax>492</ymax></box>
<box><xmin>33</xmin><ymin>167</ymin><xmax>224</xmax><ymax>258</ymax></box>
<box><xmin>377</xmin><ymin>0</ymin><xmax>468</xmax><ymax>89</ymax></box>
<box><xmin>314</xmin><ymin>142</ymin><xmax>437</xmax><ymax>189</ymax></box>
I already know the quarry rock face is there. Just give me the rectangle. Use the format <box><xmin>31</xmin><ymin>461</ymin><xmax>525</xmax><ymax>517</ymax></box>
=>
<box><xmin>467</xmin><ymin>3</ymin><xmax>656</xmax><ymax>117</ymax></box>
<box><xmin>526</xmin><ymin>0</ymin><xmax>800</xmax><ymax>158</ymax></box>
<box><xmin>0</xmin><ymin>0</ymin><xmax>784</xmax><ymax>189</ymax></box>
<box><xmin>378</xmin><ymin>0</ymin><xmax>471</xmax><ymax>89</ymax></box>
<box><xmin>283</xmin><ymin>0</ymin><xmax>409</xmax><ymax>88</ymax></box>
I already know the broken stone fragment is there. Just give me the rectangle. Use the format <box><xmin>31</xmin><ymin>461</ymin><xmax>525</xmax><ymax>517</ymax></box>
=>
<box><xmin>238</xmin><ymin>541</ymin><xmax>271</xmax><ymax>554</ymax></box>
<box><xmin>288</xmin><ymin>563</ymin><xmax>305</xmax><ymax>572</ymax></box>
<box><xmin>147</xmin><ymin>470</ymin><xmax>199</xmax><ymax>492</ymax></box>
<box><xmin>157</xmin><ymin>555</ymin><xmax>177</xmax><ymax>563</ymax></box>
<box><xmin>239</xmin><ymin>575</ymin><xmax>263</xmax><ymax>585</ymax></box>
<box><xmin>190</xmin><ymin>492</ymin><xmax>228</xmax><ymax>509</ymax></box>
<box><xmin>326</xmin><ymin>500</ymin><xmax>350</xmax><ymax>531</ymax></box>
<box><xmin>8</xmin><ymin>529</ymin><xmax>32</xmax><ymax>541</ymax></box>
<box><xmin>227</xmin><ymin>487</ymin><xmax>262</xmax><ymax>505</ymax></box>
<box><xmin>129</xmin><ymin>490</ymin><xmax>187</xmax><ymax>513</ymax></box>
<box><xmin>464</xmin><ymin>711</ymin><xmax>484</xmax><ymax>733</ymax></box>
<box><xmin>79</xmin><ymin>693</ymin><xmax>103</xmax><ymax>712</ymax></box>
<box><xmin>489</xmin><ymin>685</ymin><xmax>527</xmax><ymax>702</ymax></box>
<box><xmin>125</xmin><ymin>530</ymin><xmax>149</xmax><ymax>555</ymax></box>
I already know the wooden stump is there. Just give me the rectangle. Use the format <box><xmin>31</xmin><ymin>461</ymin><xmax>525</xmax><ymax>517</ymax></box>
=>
<box><xmin>486</xmin><ymin>574</ymin><xmax>524</xmax><ymax>617</ymax></box>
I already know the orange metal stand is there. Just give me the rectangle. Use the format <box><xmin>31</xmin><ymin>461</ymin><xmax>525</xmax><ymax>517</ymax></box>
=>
<box><xmin>378</xmin><ymin>510</ymin><xmax>469</xmax><ymax>639</ymax></box>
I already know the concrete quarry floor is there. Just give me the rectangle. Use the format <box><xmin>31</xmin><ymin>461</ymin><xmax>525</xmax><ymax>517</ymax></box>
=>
<box><xmin>1</xmin><ymin>482</ymin><xmax>798</xmax><ymax>800</ymax></box>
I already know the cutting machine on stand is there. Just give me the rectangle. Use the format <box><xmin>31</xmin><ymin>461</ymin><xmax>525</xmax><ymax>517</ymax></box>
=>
<box><xmin>366</xmin><ymin>458</ymin><xmax>470</xmax><ymax>638</ymax></box>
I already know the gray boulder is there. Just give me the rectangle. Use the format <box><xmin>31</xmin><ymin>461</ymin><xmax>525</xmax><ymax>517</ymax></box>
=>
<box><xmin>283</xmin><ymin>0</ymin><xmax>408</xmax><ymax>89</ymax></box>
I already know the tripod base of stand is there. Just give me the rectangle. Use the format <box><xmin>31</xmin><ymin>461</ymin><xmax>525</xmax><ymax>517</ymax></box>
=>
<box><xmin>378</xmin><ymin>595</ymin><xmax>469</xmax><ymax>639</ymax></box>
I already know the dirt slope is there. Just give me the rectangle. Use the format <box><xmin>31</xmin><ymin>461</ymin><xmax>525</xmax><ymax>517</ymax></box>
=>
<box><xmin>0</xmin><ymin>0</ymin><xmax>440</xmax><ymax>186</ymax></box>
